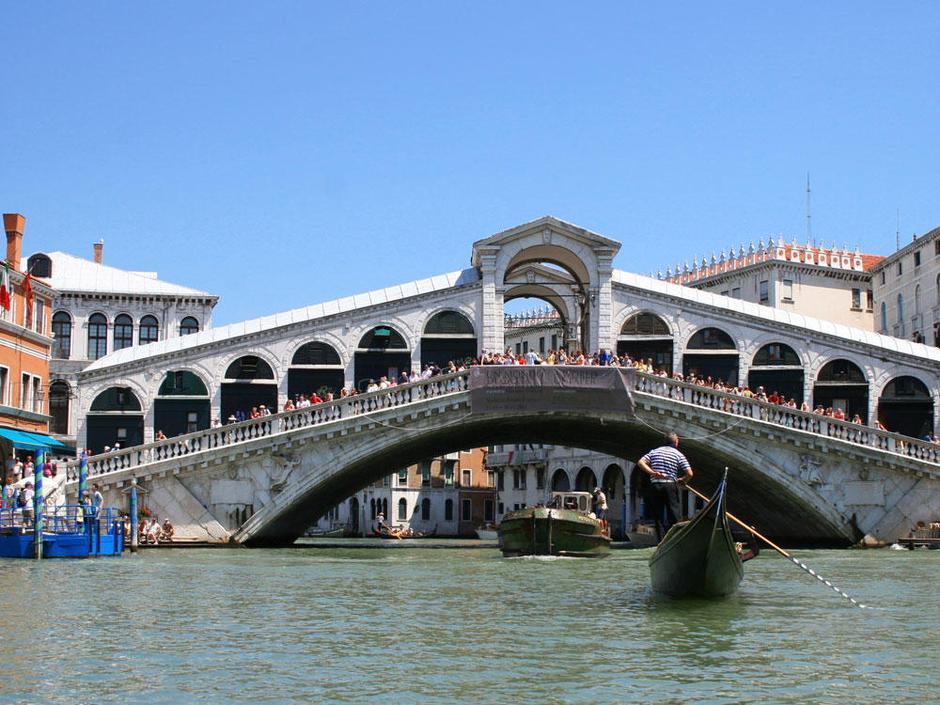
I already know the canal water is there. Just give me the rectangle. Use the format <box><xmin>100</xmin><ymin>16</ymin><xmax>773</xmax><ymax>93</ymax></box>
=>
<box><xmin>0</xmin><ymin>544</ymin><xmax>936</xmax><ymax>705</ymax></box>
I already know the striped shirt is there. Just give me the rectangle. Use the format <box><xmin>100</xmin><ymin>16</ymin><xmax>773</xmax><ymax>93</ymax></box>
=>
<box><xmin>641</xmin><ymin>445</ymin><xmax>691</xmax><ymax>484</ymax></box>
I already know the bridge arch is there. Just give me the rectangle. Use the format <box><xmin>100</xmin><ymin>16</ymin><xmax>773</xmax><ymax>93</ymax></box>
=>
<box><xmin>287</xmin><ymin>340</ymin><xmax>346</xmax><ymax>400</ymax></box>
<box><xmin>221</xmin><ymin>353</ymin><xmax>279</xmax><ymax>421</ymax></box>
<box><xmin>153</xmin><ymin>370</ymin><xmax>211</xmax><ymax>438</ymax></box>
<box><xmin>575</xmin><ymin>466</ymin><xmax>597</xmax><ymax>491</ymax></box>
<box><xmin>551</xmin><ymin>468</ymin><xmax>571</xmax><ymax>491</ymax></box>
<box><xmin>877</xmin><ymin>375</ymin><xmax>934</xmax><ymax>438</ymax></box>
<box><xmin>812</xmin><ymin>357</ymin><xmax>870</xmax><ymax>422</ymax></box>
<box><xmin>87</xmin><ymin>386</ymin><xmax>145</xmax><ymax>453</ymax></box>
<box><xmin>419</xmin><ymin>309</ymin><xmax>478</xmax><ymax>368</ymax></box>
<box><xmin>354</xmin><ymin>324</ymin><xmax>411</xmax><ymax>389</ymax></box>
<box><xmin>747</xmin><ymin>341</ymin><xmax>806</xmax><ymax>404</ymax></box>
<box><xmin>616</xmin><ymin>310</ymin><xmax>674</xmax><ymax>372</ymax></box>
<box><xmin>683</xmin><ymin>326</ymin><xmax>739</xmax><ymax>384</ymax></box>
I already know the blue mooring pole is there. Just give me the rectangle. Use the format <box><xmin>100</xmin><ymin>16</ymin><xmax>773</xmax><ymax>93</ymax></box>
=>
<box><xmin>34</xmin><ymin>449</ymin><xmax>45</xmax><ymax>560</ymax></box>
<box><xmin>129</xmin><ymin>479</ymin><xmax>138</xmax><ymax>553</ymax></box>
<box><xmin>78</xmin><ymin>449</ymin><xmax>88</xmax><ymax>502</ymax></box>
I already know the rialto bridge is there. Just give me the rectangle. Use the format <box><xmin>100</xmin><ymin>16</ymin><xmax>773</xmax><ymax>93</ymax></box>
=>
<box><xmin>64</xmin><ymin>216</ymin><xmax>940</xmax><ymax>544</ymax></box>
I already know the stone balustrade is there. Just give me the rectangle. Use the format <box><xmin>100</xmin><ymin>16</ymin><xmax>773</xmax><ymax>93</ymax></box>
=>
<box><xmin>65</xmin><ymin>365</ymin><xmax>940</xmax><ymax>488</ymax></box>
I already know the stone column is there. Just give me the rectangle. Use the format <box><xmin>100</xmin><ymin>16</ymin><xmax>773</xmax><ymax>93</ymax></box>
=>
<box><xmin>478</xmin><ymin>249</ymin><xmax>504</xmax><ymax>354</ymax></box>
<box><xmin>593</xmin><ymin>253</ymin><xmax>615</xmax><ymax>354</ymax></box>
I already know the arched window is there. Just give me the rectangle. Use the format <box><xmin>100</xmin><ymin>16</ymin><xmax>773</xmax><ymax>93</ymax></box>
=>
<box><xmin>292</xmin><ymin>342</ymin><xmax>341</xmax><ymax>365</ymax></box>
<box><xmin>687</xmin><ymin>327</ymin><xmax>736</xmax><ymax>350</ymax></box>
<box><xmin>397</xmin><ymin>498</ymin><xmax>408</xmax><ymax>521</ymax></box>
<box><xmin>179</xmin><ymin>316</ymin><xmax>199</xmax><ymax>336</ymax></box>
<box><xmin>424</xmin><ymin>310</ymin><xmax>474</xmax><ymax>335</ymax></box>
<box><xmin>817</xmin><ymin>359</ymin><xmax>866</xmax><ymax>383</ymax></box>
<box><xmin>358</xmin><ymin>326</ymin><xmax>407</xmax><ymax>350</ymax></box>
<box><xmin>90</xmin><ymin>387</ymin><xmax>142</xmax><ymax>411</ymax></box>
<box><xmin>52</xmin><ymin>311</ymin><xmax>72</xmax><ymax>360</ymax></box>
<box><xmin>620</xmin><ymin>312</ymin><xmax>670</xmax><ymax>336</ymax></box>
<box><xmin>139</xmin><ymin>315</ymin><xmax>159</xmax><ymax>345</ymax></box>
<box><xmin>445</xmin><ymin>499</ymin><xmax>454</xmax><ymax>521</ymax></box>
<box><xmin>421</xmin><ymin>497</ymin><xmax>431</xmax><ymax>521</ymax></box>
<box><xmin>158</xmin><ymin>371</ymin><xmax>209</xmax><ymax>396</ymax></box>
<box><xmin>551</xmin><ymin>469</ymin><xmax>570</xmax><ymax>491</ymax></box>
<box><xmin>26</xmin><ymin>253</ymin><xmax>52</xmax><ymax>278</ymax></box>
<box><xmin>88</xmin><ymin>313</ymin><xmax>108</xmax><ymax>360</ymax></box>
<box><xmin>114</xmin><ymin>314</ymin><xmax>134</xmax><ymax>351</ymax></box>
<box><xmin>49</xmin><ymin>380</ymin><xmax>71</xmax><ymax>435</ymax></box>
<box><xmin>752</xmin><ymin>343</ymin><xmax>800</xmax><ymax>366</ymax></box>
<box><xmin>225</xmin><ymin>355</ymin><xmax>275</xmax><ymax>380</ymax></box>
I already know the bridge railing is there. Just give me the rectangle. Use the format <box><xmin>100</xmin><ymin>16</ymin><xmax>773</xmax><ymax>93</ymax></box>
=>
<box><xmin>65</xmin><ymin>372</ymin><xmax>472</xmax><ymax>484</ymax></box>
<box><xmin>66</xmin><ymin>365</ymin><xmax>939</xmax><ymax>485</ymax></box>
<box><xmin>633</xmin><ymin>371</ymin><xmax>940</xmax><ymax>465</ymax></box>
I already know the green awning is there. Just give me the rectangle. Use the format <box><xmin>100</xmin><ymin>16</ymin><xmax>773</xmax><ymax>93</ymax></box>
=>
<box><xmin>0</xmin><ymin>428</ymin><xmax>74</xmax><ymax>454</ymax></box>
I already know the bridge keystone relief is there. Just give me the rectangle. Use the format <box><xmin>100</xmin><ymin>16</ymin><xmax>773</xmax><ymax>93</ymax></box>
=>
<box><xmin>64</xmin><ymin>217</ymin><xmax>940</xmax><ymax>546</ymax></box>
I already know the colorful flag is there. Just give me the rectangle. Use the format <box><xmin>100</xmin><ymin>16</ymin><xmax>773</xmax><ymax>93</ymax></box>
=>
<box><xmin>23</xmin><ymin>272</ymin><xmax>32</xmax><ymax>324</ymax></box>
<box><xmin>0</xmin><ymin>264</ymin><xmax>9</xmax><ymax>311</ymax></box>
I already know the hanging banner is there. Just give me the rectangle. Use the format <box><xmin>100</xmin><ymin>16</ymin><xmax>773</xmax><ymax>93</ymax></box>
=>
<box><xmin>469</xmin><ymin>366</ymin><xmax>635</xmax><ymax>416</ymax></box>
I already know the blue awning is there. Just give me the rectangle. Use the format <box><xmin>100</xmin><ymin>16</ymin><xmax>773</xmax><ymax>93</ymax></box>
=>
<box><xmin>0</xmin><ymin>428</ymin><xmax>74</xmax><ymax>453</ymax></box>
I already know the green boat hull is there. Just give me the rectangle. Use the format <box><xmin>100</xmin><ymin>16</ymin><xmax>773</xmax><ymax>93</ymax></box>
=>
<box><xmin>648</xmin><ymin>476</ymin><xmax>744</xmax><ymax>597</ymax></box>
<box><xmin>498</xmin><ymin>507</ymin><xmax>611</xmax><ymax>558</ymax></box>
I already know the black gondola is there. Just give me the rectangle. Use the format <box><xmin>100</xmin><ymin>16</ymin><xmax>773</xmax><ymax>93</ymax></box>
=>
<box><xmin>648</xmin><ymin>472</ymin><xmax>744</xmax><ymax>597</ymax></box>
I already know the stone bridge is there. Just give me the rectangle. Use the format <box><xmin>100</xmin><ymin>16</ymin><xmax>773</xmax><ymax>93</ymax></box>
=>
<box><xmin>65</xmin><ymin>368</ymin><xmax>940</xmax><ymax>546</ymax></box>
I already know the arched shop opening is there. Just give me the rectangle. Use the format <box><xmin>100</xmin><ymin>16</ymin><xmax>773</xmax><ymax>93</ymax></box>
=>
<box><xmin>87</xmin><ymin>387</ymin><xmax>144</xmax><ymax>453</ymax></box>
<box><xmin>748</xmin><ymin>343</ymin><xmax>805</xmax><ymax>404</ymax></box>
<box><xmin>420</xmin><ymin>311</ymin><xmax>477</xmax><ymax>368</ymax></box>
<box><xmin>878</xmin><ymin>376</ymin><xmax>934</xmax><ymax>438</ymax></box>
<box><xmin>617</xmin><ymin>312</ymin><xmax>673</xmax><ymax>373</ymax></box>
<box><xmin>221</xmin><ymin>355</ymin><xmax>278</xmax><ymax>421</ymax></box>
<box><xmin>683</xmin><ymin>327</ymin><xmax>739</xmax><ymax>384</ymax></box>
<box><xmin>602</xmin><ymin>463</ymin><xmax>625</xmax><ymax>538</ymax></box>
<box><xmin>354</xmin><ymin>326</ymin><xmax>410</xmax><ymax>391</ymax></box>
<box><xmin>49</xmin><ymin>380</ymin><xmax>71</xmax><ymax>435</ymax></box>
<box><xmin>551</xmin><ymin>468</ymin><xmax>570</xmax><ymax>491</ymax></box>
<box><xmin>813</xmin><ymin>359</ymin><xmax>869</xmax><ymax>423</ymax></box>
<box><xmin>288</xmin><ymin>341</ymin><xmax>345</xmax><ymax>400</ymax></box>
<box><xmin>575</xmin><ymin>466</ymin><xmax>597</xmax><ymax>492</ymax></box>
<box><xmin>154</xmin><ymin>371</ymin><xmax>211</xmax><ymax>438</ymax></box>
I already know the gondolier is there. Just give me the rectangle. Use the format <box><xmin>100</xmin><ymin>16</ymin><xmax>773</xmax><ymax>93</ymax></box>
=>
<box><xmin>636</xmin><ymin>432</ymin><xmax>693</xmax><ymax>540</ymax></box>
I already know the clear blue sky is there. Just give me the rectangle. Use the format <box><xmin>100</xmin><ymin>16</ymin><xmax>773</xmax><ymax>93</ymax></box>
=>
<box><xmin>4</xmin><ymin>3</ymin><xmax>939</xmax><ymax>325</ymax></box>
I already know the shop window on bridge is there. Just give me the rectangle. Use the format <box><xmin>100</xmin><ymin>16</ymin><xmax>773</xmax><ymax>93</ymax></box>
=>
<box><xmin>179</xmin><ymin>316</ymin><xmax>200</xmax><ymax>336</ymax></box>
<box><xmin>355</xmin><ymin>325</ymin><xmax>411</xmax><ymax>391</ymax></box>
<box><xmin>551</xmin><ymin>468</ymin><xmax>570</xmax><ymax>491</ymax></box>
<box><xmin>683</xmin><ymin>327</ymin><xmax>738</xmax><ymax>384</ymax></box>
<box><xmin>48</xmin><ymin>380</ymin><xmax>71</xmax><ymax>435</ymax></box>
<box><xmin>813</xmin><ymin>359</ymin><xmax>869</xmax><ymax>424</ymax></box>
<box><xmin>421</xmin><ymin>310</ymin><xmax>477</xmax><ymax>369</ymax></box>
<box><xmin>222</xmin><ymin>355</ymin><xmax>278</xmax><ymax>421</ymax></box>
<box><xmin>139</xmin><ymin>315</ymin><xmax>159</xmax><ymax>346</ymax></box>
<box><xmin>155</xmin><ymin>371</ymin><xmax>210</xmax><ymax>438</ymax></box>
<box><xmin>52</xmin><ymin>311</ymin><xmax>71</xmax><ymax>359</ymax></box>
<box><xmin>617</xmin><ymin>312</ymin><xmax>673</xmax><ymax>373</ymax></box>
<box><xmin>878</xmin><ymin>376</ymin><xmax>934</xmax><ymax>439</ymax></box>
<box><xmin>289</xmin><ymin>341</ymin><xmax>345</xmax><ymax>400</ymax></box>
<box><xmin>749</xmin><ymin>342</ymin><xmax>804</xmax><ymax>404</ymax></box>
<box><xmin>87</xmin><ymin>387</ymin><xmax>144</xmax><ymax>453</ymax></box>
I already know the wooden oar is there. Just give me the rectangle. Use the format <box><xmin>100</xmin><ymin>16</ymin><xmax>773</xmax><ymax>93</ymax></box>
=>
<box><xmin>685</xmin><ymin>483</ymin><xmax>867</xmax><ymax>609</ymax></box>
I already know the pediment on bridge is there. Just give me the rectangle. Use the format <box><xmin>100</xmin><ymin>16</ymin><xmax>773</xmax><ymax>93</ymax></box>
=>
<box><xmin>504</xmin><ymin>262</ymin><xmax>575</xmax><ymax>286</ymax></box>
<box><xmin>471</xmin><ymin>215</ymin><xmax>621</xmax><ymax>268</ymax></box>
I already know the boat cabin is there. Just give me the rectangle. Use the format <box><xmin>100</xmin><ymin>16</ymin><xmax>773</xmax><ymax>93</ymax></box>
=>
<box><xmin>548</xmin><ymin>491</ymin><xmax>592</xmax><ymax>513</ymax></box>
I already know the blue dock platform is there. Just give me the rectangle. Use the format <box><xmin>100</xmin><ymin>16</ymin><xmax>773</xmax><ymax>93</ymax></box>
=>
<box><xmin>0</xmin><ymin>506</ymin><xmax>125</xmax><ymax>558</ymax></box>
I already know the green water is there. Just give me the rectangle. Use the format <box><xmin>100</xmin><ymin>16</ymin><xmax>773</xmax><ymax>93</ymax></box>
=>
<box><xmin>0</xmin><ymin>544</ymin><xmax>936</xmax><ymax>705</ymax></box>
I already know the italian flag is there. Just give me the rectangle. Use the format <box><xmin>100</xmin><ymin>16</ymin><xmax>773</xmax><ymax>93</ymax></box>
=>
<box><xmin>0</xmin><ymin>264</ymin><xmax>9</xmax><ymax>311</ymax></box>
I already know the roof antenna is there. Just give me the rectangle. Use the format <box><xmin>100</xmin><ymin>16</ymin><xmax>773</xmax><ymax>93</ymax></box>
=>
<box><xmin>896</xmin><ymin>209</ymin><xmax>900</xmax><ymax>251</ymax></box>
<box><xmin>805</xmin><ymin>173</ymin><xmax>813</xmax><ymax>247</ymax></box>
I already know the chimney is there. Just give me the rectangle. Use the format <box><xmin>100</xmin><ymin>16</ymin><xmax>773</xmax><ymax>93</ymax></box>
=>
<box><xmin>93</xmin><ymin>239</ymin><xmax>103</xmax><ymax>264</ymax></box>
<box><xmin>3</xmin><ymin>213</ymin><xmax>25</xmax><ymax>270</ymax></box>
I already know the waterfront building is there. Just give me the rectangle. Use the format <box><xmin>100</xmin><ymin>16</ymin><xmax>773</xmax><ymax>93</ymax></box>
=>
<box><xmin>315</xmin><ymin>448</ymin><xmax>491</xmax><ymax>537</ymax></box>
<box><xmin>0</xmin><ymin>214</ymin><xmax>61</xmax><ymax>464</ymax></box>
<box><xmin>28</xmin><ymin>241</ymin><xmax>218</xmax><ymax>449</ymax></box>
<box><xmin>664</xmin><ymin>240</ymin><xmax>883</xmax><ymax>330</ymax></box>
<box><xmin>868</xmin><ymin>225</ymin><xmax>940</xmax><ymax>346</ymax></box>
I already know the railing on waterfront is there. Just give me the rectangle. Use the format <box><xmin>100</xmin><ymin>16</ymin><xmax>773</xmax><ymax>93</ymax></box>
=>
<box><xmin>64</xmin><ymin>365</ymin><xmax>940</xmax><ymax>486</ymax></box>
<box><xmin>0</xmin><ymin>505</ymin><xmax>121</xmax><ymax>534</ymax></box>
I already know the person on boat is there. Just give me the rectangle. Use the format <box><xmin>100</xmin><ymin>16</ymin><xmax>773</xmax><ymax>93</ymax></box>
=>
<box><xmin>636</xmin><ymin>432</ymin><xmax>694</xmax><ymax>540</ymax></box>
<box><xmin>592</xmin><ymin>487</ymin><xmax>608</xmax><ymax>520</ymax></box>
